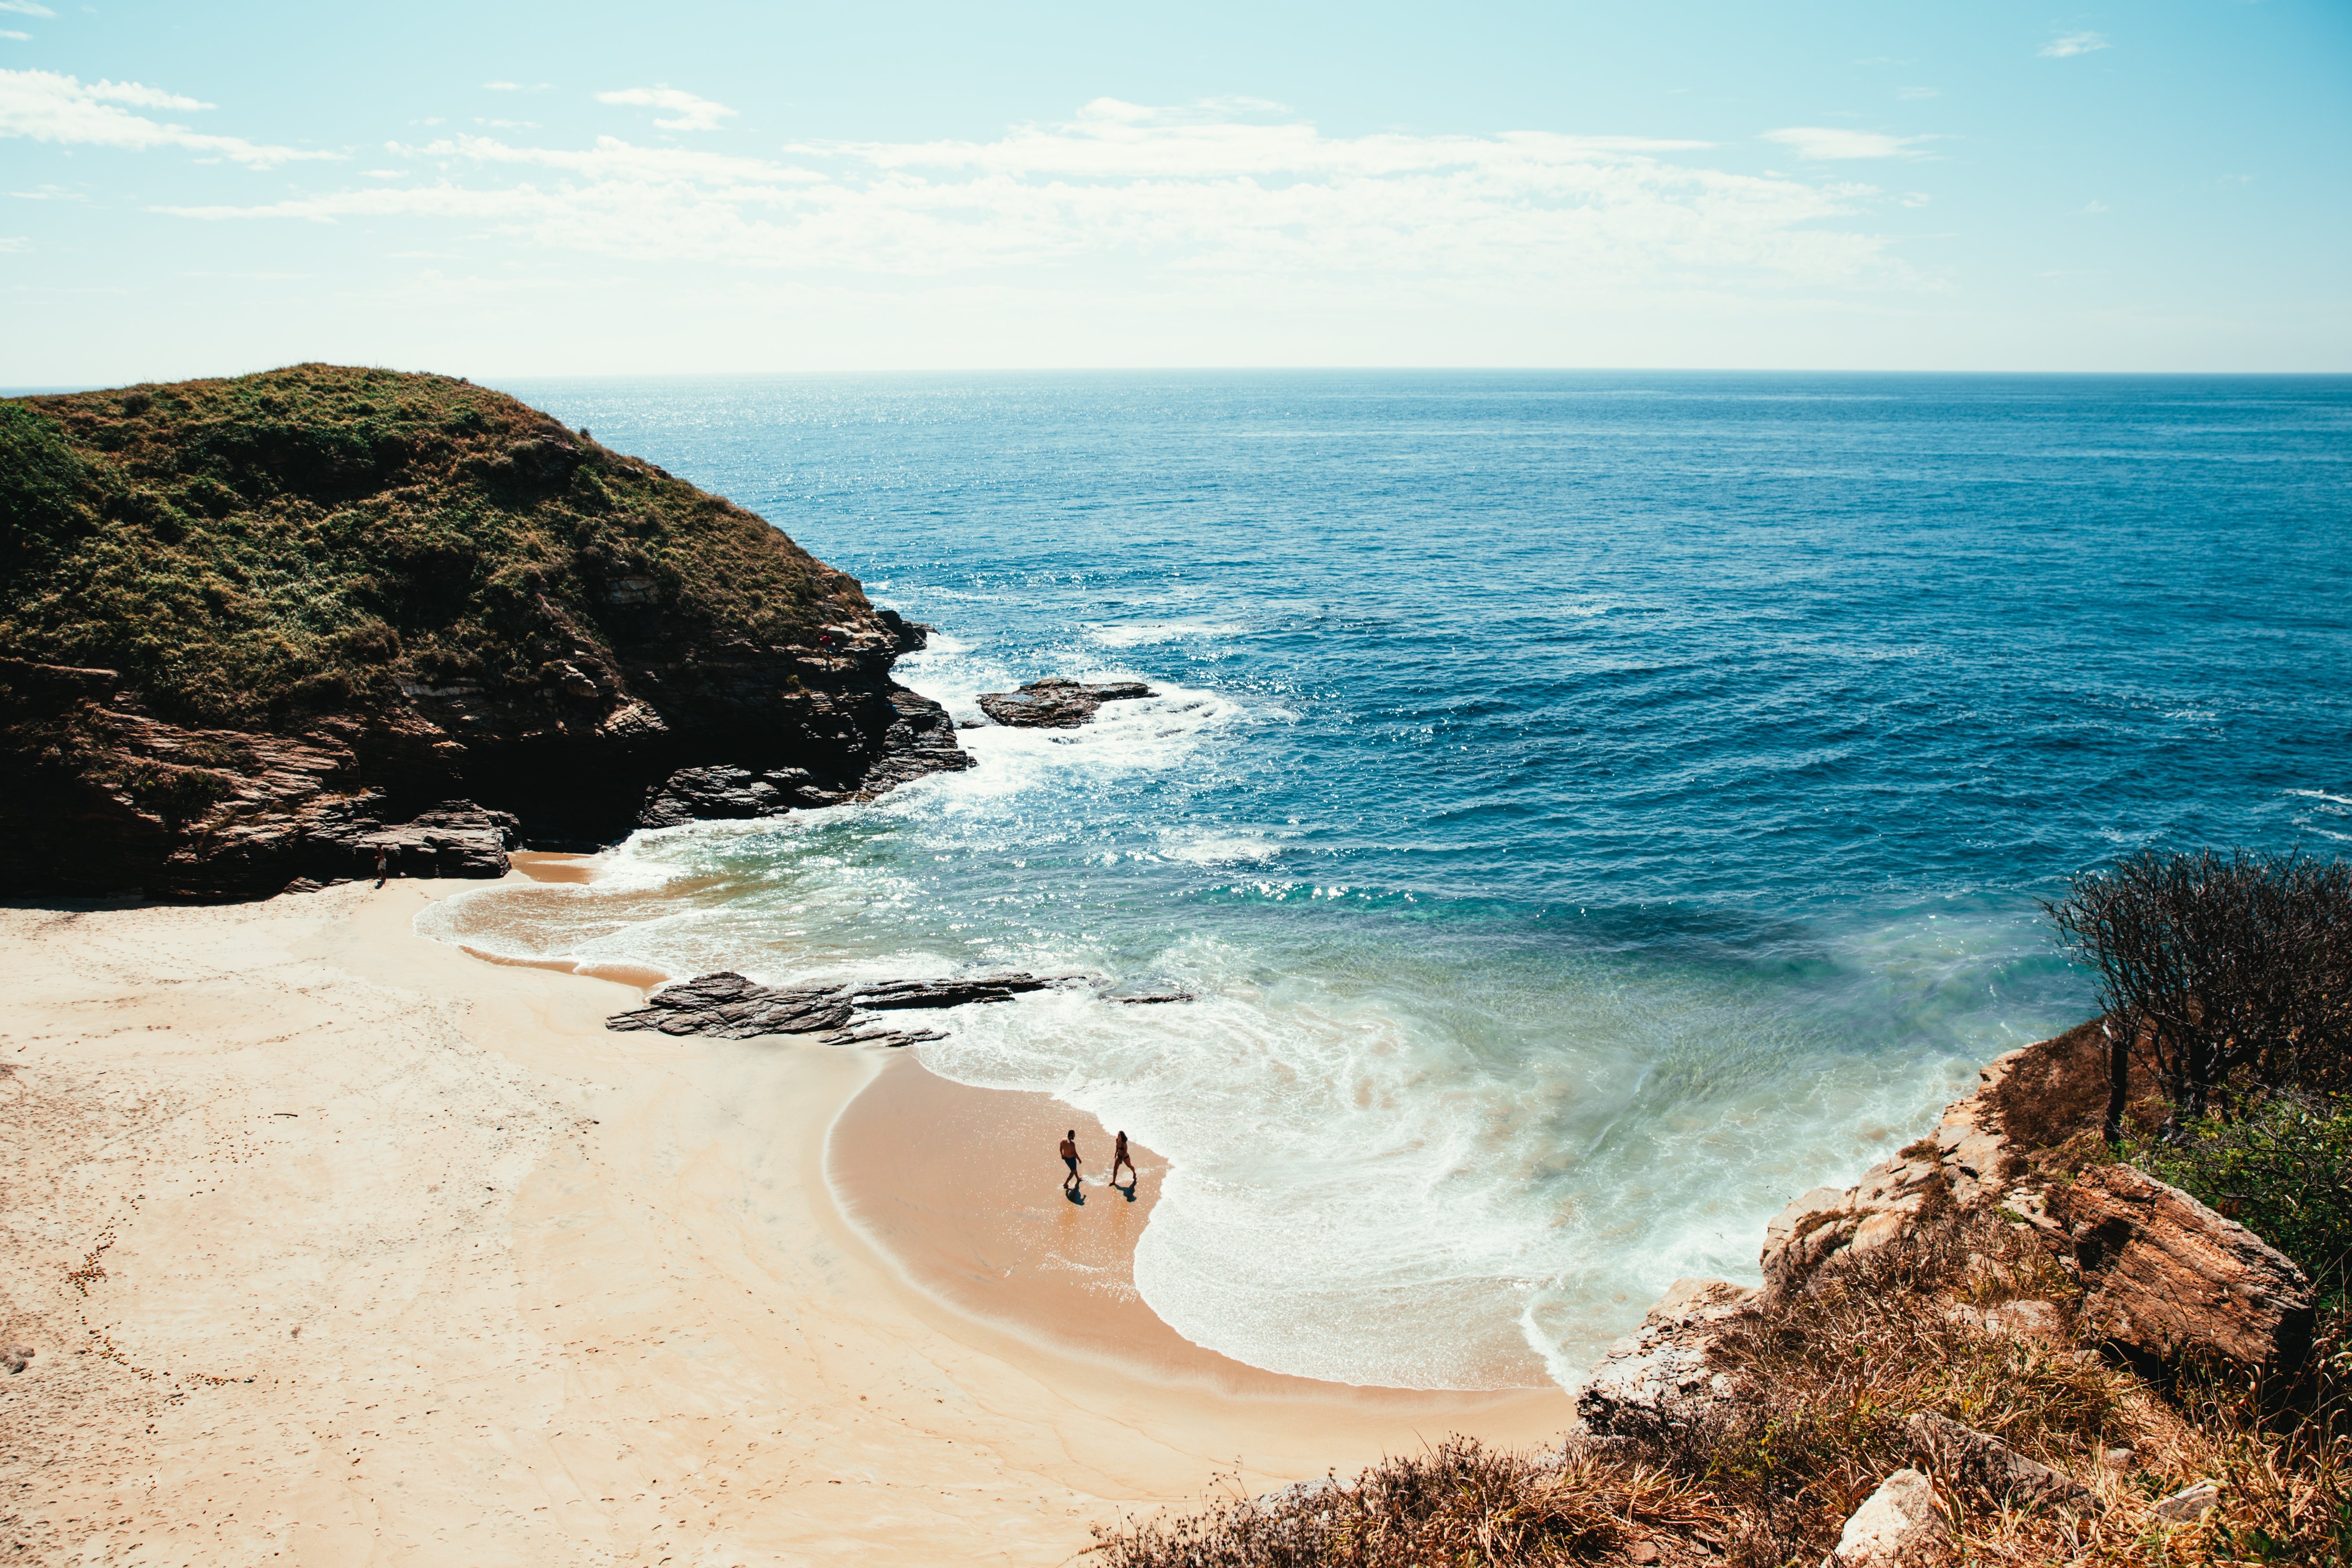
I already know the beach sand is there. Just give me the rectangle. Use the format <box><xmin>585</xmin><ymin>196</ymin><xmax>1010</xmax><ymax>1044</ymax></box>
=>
<box><xmin>0</xmin><ymin>870</ymin><xmax>1576</xmax><ymax>1565</ymax></box>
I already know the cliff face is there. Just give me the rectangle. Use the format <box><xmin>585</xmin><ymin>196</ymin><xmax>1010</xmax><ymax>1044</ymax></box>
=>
<box><xmin>1</xmin><ymin>365</ymin><xmax>969</xmax><ymax>899</ymax></box>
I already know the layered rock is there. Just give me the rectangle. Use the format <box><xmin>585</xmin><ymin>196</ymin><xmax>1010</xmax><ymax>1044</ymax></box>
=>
<box><xmin>1752</xmin><ymin>1017</ymin><xmax>2313</xmax><ymax>1369</ymax></box>
<box><xmin>1759</xmin><ymin>1021</ymin><xmax>2116</xmax><ymax>1301</ymax></box>
<box><xmin>606</xmin><ymin>969</ymin><xmax>1080</xmax><ymax>1047</ymax></box>
<box><xmin>635</xmin><ymin>764</ymin><xmax>845</xmax><ymax>830</ymax></box>
<box><xmin>2055</xmin><ymin>1162</ymin><xmax>2314</xmax><ymax>1370</ymax></box>
<box><xmin>1576</xmin><ymin>1277</ymin><xmax>1757</xmax><ymax>1434</ymax></box>
<box><xmin>1904</xmin><ymin>1413</ymin><xmax>2093</xmax><ymax>1512</ymax></box>
<box><xmin>976</xmin><ymin>678</ymin><xmax>1155</xmax><ymax>728</ymax></box>
<box><xmin>1759</xmin><ymin>1061</ymin><xmax>2008</xmax><ymax>1302</ymax></box>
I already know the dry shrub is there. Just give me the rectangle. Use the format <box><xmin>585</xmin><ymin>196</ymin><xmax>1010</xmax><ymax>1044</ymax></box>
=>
<box><xmin>1613</xmin><ymin>1208</ymin><xmax>2124</xmax><ymax>1566</ymax></box>
<box><xmin>1088</xmin><ymin>1438</ymin><xmax>1723</xmax><ymax>1568</ymax></box>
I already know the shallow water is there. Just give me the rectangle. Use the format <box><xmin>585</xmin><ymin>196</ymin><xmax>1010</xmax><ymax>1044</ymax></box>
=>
<box><xmin>420</xmin><ymin>372</ymin><xmax>2352</xmax><ymax>1389</ymax></box>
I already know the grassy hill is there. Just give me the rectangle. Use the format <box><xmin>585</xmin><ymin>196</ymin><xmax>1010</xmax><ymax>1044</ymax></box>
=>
<box><xmin>2</xmin><ymin>363</ymin><xmax>866</xmax><ymax>728</ymax></box>
<box><xmin>1</xmin><ymin>365</ymin><xmax>964</xmax><ymax>896</ymax></box>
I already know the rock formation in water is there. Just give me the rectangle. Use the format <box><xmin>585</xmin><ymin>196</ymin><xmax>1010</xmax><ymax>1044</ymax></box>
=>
<box><xmin>605</xmin><ymin>968</ymin><xmax>1192</xmax><ymax>1047</ymax></box>
<box><xmin>0</xmin><ymin>365</ymin><xmax>972</xmax><ymax>899</ymax></box>
<box><xmin>976</xmin><ymin>677</ymin><xmax>1155</xmax><ymax>728</ymax></box>
<box><xmin>605</xmin><ymin>969</ymin><xmax>1082</xmax><ymax>1048</ymax></box>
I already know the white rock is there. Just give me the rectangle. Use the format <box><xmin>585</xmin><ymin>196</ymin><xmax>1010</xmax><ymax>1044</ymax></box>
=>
<box><xmin>1824</xmin><ymin>1468</ymin><xmax>1950</xmax><ymax>1567</ymax></box>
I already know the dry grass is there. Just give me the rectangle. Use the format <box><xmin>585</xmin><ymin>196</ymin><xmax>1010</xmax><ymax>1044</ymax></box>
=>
<box><xmin>1089</xmin><ymin>1439</ymin><xmax>1726</xmax><ymax>1568</ymax></box>
<box><xmin>1092</xmin><ymin>1209</ymin><xmax>2352</xmax><ymax>1567</ymax></box>
<box><xmin>1613</xmin><ymin>1211</ymin><xmax>2122</xmax><ymax>1565</ymax></box>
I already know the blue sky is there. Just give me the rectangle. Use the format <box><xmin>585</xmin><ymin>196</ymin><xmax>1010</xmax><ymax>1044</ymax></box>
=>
<box><xmin>3</xmin><ymin>1</ymin><xmax>2347</xmax><ymax>382</ymax></box>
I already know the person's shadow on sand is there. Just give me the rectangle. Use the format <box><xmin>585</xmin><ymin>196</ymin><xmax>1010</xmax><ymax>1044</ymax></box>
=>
<box><xmin>1116</xmin><ymin>1179</ymin><xmax>1138</xmax><ymax>1202</ymax></box>
<box><xmin>1064</xmin><ymin>1185</ymin><xmax>1086</xmax><ymax>1206</ymax></box>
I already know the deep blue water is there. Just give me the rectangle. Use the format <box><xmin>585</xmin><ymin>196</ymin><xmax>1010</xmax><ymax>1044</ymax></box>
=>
<box><xmin>427</xmin><ymin>372</ymin><xmax>2352</xmax><ymax>1387</ymax></box>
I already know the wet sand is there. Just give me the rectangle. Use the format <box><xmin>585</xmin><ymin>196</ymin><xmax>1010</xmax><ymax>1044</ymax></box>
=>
<box><xmin>830</xmin><ymin>1055</ymin><xmax>1570</xmax><ymax>1415</ymax></box>
<box><xmin>0</xmin><ymin>868</ymin><xmax>1578</xmax><ymax>1565</ymax></box>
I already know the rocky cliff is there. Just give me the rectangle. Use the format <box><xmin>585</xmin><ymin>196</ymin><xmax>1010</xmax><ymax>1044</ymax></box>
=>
<box><xmin>1</xmin><ymin>365</ymin><xmax>969</xmax><ymax>899</ymax></box>
<box><xmin>1582</xmin><ymin>1019</ymin><xmax>2315</xmax><ymax>1440</ymax></box>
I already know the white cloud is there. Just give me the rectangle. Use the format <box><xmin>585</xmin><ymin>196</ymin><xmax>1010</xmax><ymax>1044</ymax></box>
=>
<box><xmin>0</xmin><ymin>69</ymin><xmax>337</xmax><ymax>167</ymax></box>
<box><xmin>1761</xmin><ymin>126</ymin><xmax>1928</xmax><ymax>160</ymax></box>
<box><xmin>596</xmin><ymin>85</ymin><xmax>735</xmax><ymax>133</ymax></box>
<box><xmin>388</xmin><ymin>132</ymin><xmax>822</xmax><ymax>186</ymax></box>
<box><xmin>2084</xmin><ymin>199</ymin><xmax>2110</xmax><ymax>213</ymax></box>
<box><xmin>0</xmin><ymin>1</ymin><xmax>55</xmax><ymax>16</ymax></box>
<box><xmin>157</xmin><ymin>101</ymin><xmax>1910</xmax><ymax>302</ymax></box>
<box><xmin>0</xmin><ymin>235</ymin><xmax>27</xmax><ymax>250</ymax></box>
<box><xmin>1896</xmin><ymin>86</ymin><xmax>1939</xmax><ymax>100</ymax></box>
<box><xmin>483</xmin><ymin>80</ymin><xmax>551</xmax><ymax>92</ymax></box>
<box><xmin>0</xmin><ymin>30</ymin><xmax>28</xmax><ymax>40</ymax></box>
<box><xmin>81</xmin><ymin>78</ymin><xmax>214</xmax><ymax>111</ymax></box>
<box><xmin>2039</xmin><ymin>32</ymin><xmax>2109</xmax><ymax>58</ymax></box>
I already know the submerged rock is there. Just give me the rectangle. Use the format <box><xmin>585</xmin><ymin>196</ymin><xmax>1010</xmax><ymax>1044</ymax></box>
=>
<box><xmin>976</xmin><ymin>677</ymin><xmax>1156</xmax><ymax>728</ymax></box>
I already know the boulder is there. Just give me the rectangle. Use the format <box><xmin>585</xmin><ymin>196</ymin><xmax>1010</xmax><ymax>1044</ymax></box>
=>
<box><xmin>333</xmin><ymin>800</ymin><xmax>517</xmax><ymax>880</ymax></box>
<box><xmin>1825</xmin><ymin>1468</ymin><xmax>1949</xmax><ymax>1568</ymax></box>
<box><xmin>1577</xmin><ymin>1278</ymin><xmax>1755</xmax><ymax>1434</ymax></box>
<box><xmin>1904</xmin><ymin>1412</ymin><xmax>2092</xmax><ymax>1512</ymax></box>
<box><xmin>976</xmin><ymin>678</ymin><xmax>1156</xmax><ymax>728</ymax></box>
<box><xmin>2056</xmin><ymin>1163</ymin><xmax>2313</xmax><ymax>1369</ymax></box>
<box><xmin>636</xmin><ymin>764</ymin><xmax>844</xmax><ymax>829</ymax></box>
<box><xmin>1944</xmin><ymin>1298</ymin><xmax>2068</xmax><ymax>1346</ymax></box>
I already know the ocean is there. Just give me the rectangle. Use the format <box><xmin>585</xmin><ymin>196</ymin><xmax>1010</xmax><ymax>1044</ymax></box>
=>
<box><xmin>417</xmin><ymin>371</ymin><xmax>2352</xmax><ymax>1390</ymax></box>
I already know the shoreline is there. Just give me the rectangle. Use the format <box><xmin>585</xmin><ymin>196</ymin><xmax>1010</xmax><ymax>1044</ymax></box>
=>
<box><xmin>827</xmin><ymin>1053</ymin><xmax>1565</xmax><ymax>1410</ymax></box>
<box><xmin>0</xmin><ymin>868</ymin><xmax>1575</xmax><ymax>1564</ymax></box>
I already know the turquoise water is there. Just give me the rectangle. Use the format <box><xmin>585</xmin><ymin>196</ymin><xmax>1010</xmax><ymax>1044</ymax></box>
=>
<box><xmin>420</xmin><ymin>372</ymin><xmax>2352</xmax><ymax>1388</ymax></box>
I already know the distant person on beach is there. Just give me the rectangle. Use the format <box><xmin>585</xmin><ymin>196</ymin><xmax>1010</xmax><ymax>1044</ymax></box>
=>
<box><xmin>373</xmin><ymin>846</ymin><xmax>388</xmax><ymax>887</ymax></box>
<box><xmin>1111</xmin><ymin>1130</ymin><xmax>1135</xmax><ymax>1186</ymax></box>
<box><xmin>1058</xmin><ymin>1130</ymin><xmax>1080</xmax><ymax>1191</ymax></box>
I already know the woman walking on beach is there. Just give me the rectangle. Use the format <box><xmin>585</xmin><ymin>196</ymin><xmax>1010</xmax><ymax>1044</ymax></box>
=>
<box><xmin>1110</xmin><ymin>1130</ymin><xmax>1135</xmax><ymax>1187</ymax></box>
<box><xmin>1058</xmin><ymin>1130</ymin><xmax>1081</xmax><ymax>1192</ymax></box>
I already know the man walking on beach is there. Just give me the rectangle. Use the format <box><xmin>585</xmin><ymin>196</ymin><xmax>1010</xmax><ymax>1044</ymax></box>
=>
<box><xmin>1111</xmin><ymin>1130</ymin><xmax>1136</xmax><ymax>1187</ymax></box>
<box><xmin>1058</xmin><ymin>1130</ymin><xmax>1081</xmax><ymax>1192</ymax></box>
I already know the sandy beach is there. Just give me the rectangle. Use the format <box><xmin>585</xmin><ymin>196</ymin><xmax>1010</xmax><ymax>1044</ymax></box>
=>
<box><xmin>0</xmin><ymin>867</ymin><xmax>1574</xmax><ymax>1566</ymax></box>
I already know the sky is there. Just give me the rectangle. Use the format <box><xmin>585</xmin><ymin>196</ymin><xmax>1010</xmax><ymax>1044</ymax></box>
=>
<box><xmin>2</xmin><ymin>1</ymin><xmax>2348</xmax><ymax>383</ymax></box>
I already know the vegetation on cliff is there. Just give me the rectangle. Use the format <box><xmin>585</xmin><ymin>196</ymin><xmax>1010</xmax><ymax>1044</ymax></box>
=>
<box><xmin>1</xmin><ymin>363</ymin><xmax>865</xmax><ymax>728</ymax></box>
<box><xmin>1</xmin><ymin>365</ymin><xmax>966</xmax><ymax>895</ymax></box>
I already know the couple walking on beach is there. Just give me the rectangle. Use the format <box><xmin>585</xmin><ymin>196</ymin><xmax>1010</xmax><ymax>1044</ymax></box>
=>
<box><xmin>1059</xmin><ymin>1128</ymin><xmax>1135</xmax><ymax>1197</ymax></box>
